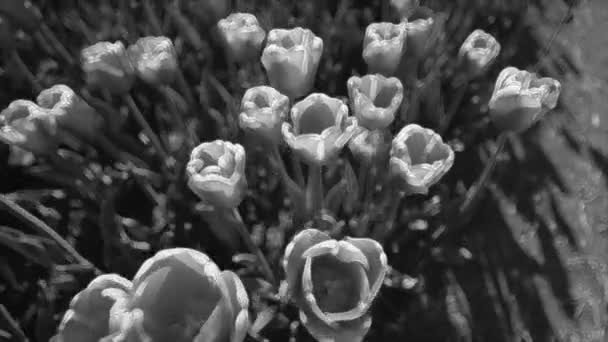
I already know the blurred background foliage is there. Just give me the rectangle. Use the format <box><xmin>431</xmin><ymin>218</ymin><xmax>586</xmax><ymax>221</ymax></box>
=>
<box><xmin>1</xmin><ymin>0</ymin><xmax>608</xmax><ymax>341</ymax></box>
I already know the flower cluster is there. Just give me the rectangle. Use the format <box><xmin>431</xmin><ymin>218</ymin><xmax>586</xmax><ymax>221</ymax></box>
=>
<box><xmin>54</xmin><ymin>248</ymin><xmax>250</xmax><ymax>342</ymax></box>
<box><xmin>0</xmin><ymin>3</ymin><xmax>565</xmax><ymax>342</ymax></box>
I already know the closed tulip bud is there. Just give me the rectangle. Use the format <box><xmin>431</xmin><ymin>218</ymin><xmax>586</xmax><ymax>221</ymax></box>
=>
<box><xmin>54</xmin><ymin>274</ymin><xmax>132</xmax><ymax>342</ymax></box>
<box><xmin>187</xmin><ymin>140</ymin><xmax>247</xmax><ymax>208</ymax></box>
<box><xmin>218</xmin><ymin>13</ymin><xmax>266</xmax><ymax>63</ymax></box>
<box><xmin>347</xmin><ymin>74</ymin><xmax>403</xmax><ymax>130</ymax></box>
<box><xmin>239</xmin><ymin>86</ymin><xmax>289</xmax><ymax>144</ymax></box>
<box><xmin>81</xmin><ymin>41</ymin><xmax>135</xmax><ymax>94</ymax></box>
<box><xmin>488</xmin><ymin>67</ymin><xmax>561</xmax><ymax>133</ymax></box>
<box><xmin>362</xmin><ymin>22</ymin><xmax>407</xmax><ymax>76</ymax></box>
<box><xmin>261</xmin><ymin>27</ymin><xmax>323</xmax><ymax>100</ymax></box>
<box><xmin>0</xmin><ymin>100</ymin><xmax>58</xmax><ymax>155</ymax></box>
<box><xmin>458</xmin><ymin>29</ymin><xmax>500</xmax><ymax>77</ymax></box>
<box><xmin>390</xmin><ymin>124</ymin><xmax>454</xmax><ymax>194</ymax></box>
<box><xmin>390</xmin><ymin>0</ymin><xmax>420</xmax><ymax>18</ymax></box>
<box><xmin>283</xmin><ymin>229</ymin><xmax>388</xmax><ymax>342</ymax></box>
<box><xmin>282</xmin><ymin>93</ymin><xmax>357</xmax><ymax>165</ymax></box>
<box><xmin>37</xmin><ymin>84</ymin><xmax>103</xmax><ymax>140</ymax></box>
<box><xmin>107</xmin><ymin>248</ymin><xmax>250</xmax><ymax>342</ymax></box>
<box><xmin>405</xmin><ymin>6</ymin><xmax>434</xmax><ymax>59</ymax></box>
<box><xmin>348</xmin><ymin>127</ymin><xmax>392</xmax><ymax>163</ymax></box>
<box><xmin>128</xmin><ymin>36</ymin><xmax>179</xmax><ymax>85</ymax></box>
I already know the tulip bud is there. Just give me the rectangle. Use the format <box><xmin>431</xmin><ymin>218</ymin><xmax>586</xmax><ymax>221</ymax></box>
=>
<box><xmin>107</xmin><ymin>248</ymin><xmax>250</xmax><ymax>342</ymax></box>
<box><xmin>55</xmin><ymin>274</ymin><xmax>132</xmax><ymax>342</ymax></box>
<box><xmin>239</xmin><ymin>86</ymin><xmax>289</xmax><ymax>144</ymax></box>
<box><xmin>128</xmin><ymin>36</ymin><xmax>179</xmax><ymax>86</ymax></box>
<box><xmin>405</xmin><ymin>6</ymin><xmax>434</xmax><ymax>59</ymax></box>
<box><xmin>458</xmin><ymin>29</ymin><xmax>500</xmax><ymax>77</ymax></box>
<box><xmin>348</xmin><ymin>127</ymin><xmax>392</xmax><ymax>163</ymax></box>
<box><xmin>37</xmin><ymin>84</ymin><xmax>103</xmax><ymax>140</ymax></box>
<box><xmin>390</xmin><ymin>124</ymin><xmax>454</xmax><ymax>194</ymax></box>
<box><xmin>81</xmin><ymin>41</ymin><xmax>135</xmax><ymax>94</ymax></box>
<box><xmin>347</xmin><ymin>74</ymin><xmax>404</xmax><ymax>130</ymax></box>
<box><xmin>187</xmin><ymin>140</ymin><xmax>247</xmax><ymax>208</ymax></box>
<box><xmin>218</xmin><ymin>13</ymin><xmax>266</xmax><ymax>63</ymax></box>
<box><xmin>0</xmin><ymin>100</ymin><xmax>58</xmax><ymax>155</ymax></box>
<box><xmin>362</xmin><ymin>22</ymin><xmax>407</xmax><ymax>76</ymax></box>
<box><xmin>283</xmin><ymin>229</ymin><xmax>388</xmax><ymax>342</ymax></box>
<box><xmin>261</xmin><ymin>27</ymin><xmax>323</xmax><ymax>100</ymax></box>
<box><xmin>282</xmin><ymin>93</ymin><xmax>357</xmax><ymax>166</ymax></box>
<box><xmin>488</xmin><ymin>67</ymin><xmax>561</xmax><ymax>133</ymax></box>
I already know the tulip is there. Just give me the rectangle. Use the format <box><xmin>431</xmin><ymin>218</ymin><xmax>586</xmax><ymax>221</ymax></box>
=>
<box><xmin>390</xmin><ymin>0</ymin><xmax>420</xmax><ymax>18</ymax></box>
<box><xmin>55</xmin><ymin>274</ymin><xmax>132</xmax><ymax>342</ymax></box>
<box><xmin>0</xmin><ymin>100</ymin><xmax>58</xmax><ymax>155</ymax></box>
<box><xmin>405</xmin><ymin>6</ymin><xmax>435</xmax><ymax>59</ymax></box>
<box><xmin>187</xmin><ymin>140</ymin><xmax>247</xmax><ymax>208</ymax></box>
<box><xmin>261</xmin><ymin>27</ymin><xmax>323</xmax><ymax>100</ymax></box>
<box><xmin>239</xmin><ymin>86</ymin><xmax>290</xmax><ymax>144</ymax></box>
<box><xmin>488</xmin><ymin>67</ymin><xmax>561</xmax><ymax>133</ymax></box>
<box><xmin>217</xmin><ymin>13</ymin><xmax>266</xmax><ymax>63</ymax></box>
<box><xmin>347</xmin><ymin>74</ymin><xmax>403</xmax><ymax>130</ymax></box>
<box><xmin>362</xmin><ymin>22</ymin><xmax>407</xmax><ymax>76</ymax></box>
<box><xmin>348</xmin><ymin>127</ymin><xmax>392</xmax><ymax>163</ymax></box>
<box><xmin>81</xmin><ymin>41</ymin><xmax>135</xmax><ymax>94</ymax></box>
<box><xmin>458</xmin><ymin>29</ymin><xmax>500</xmax><ymax>77</ymax></box>
<box><xmin>283</xmin><ymin>229</ymin><xmax>388</xmax><ymax>342</ymax></box>
<box><xmin>37</xmin><ymin>84</ymin><xmax>103</xmax><ymax>140</ymax></box>
<box><xmin>390</xmin><ymin>124</ymin><xmax>454</xmax><ymax>194</ymax></box>
<box><xmin>106</xmin><ymin>248</ymin><xmax>250</xmax><ymax>342</ymax></box>
<box><xmin>128</xmin><ymin>36</ymin><xmax>179</xmax><ymax>85</ymax></box>
<box><xmin>282</xmin><ymin>93</ymin><xmax>357</xmax><ymax>166</ymax></box>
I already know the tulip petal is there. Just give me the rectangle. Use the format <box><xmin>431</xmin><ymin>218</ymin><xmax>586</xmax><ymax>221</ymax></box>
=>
<box><xmin>283</xmin><ymin>229</ymin><xmax>331</xmax><ymax>297</ymax></box>
<box><xmin>220</xmin><ymin>271</ymin><xmax>250</xmax><ymax>342</ymax></box>
<box><xmin>343</xmin><ymin>237</ymin><xmax>388</xmax><ymax>305</ymax></box>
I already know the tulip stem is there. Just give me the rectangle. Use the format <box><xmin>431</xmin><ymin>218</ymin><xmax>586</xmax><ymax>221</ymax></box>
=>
<box><xmin>39</xmin><ymin>22</ymin><xmax>76</xmax><ymax>66</ymax></box>
<box><xmin>439</xmin><ymin>78</ymin><xmax>469</xmax><ymax>136</ymax></box>
<box><xmin>460</xmin><ymin>133</ymin><xmax>507</xmax><ymax>211</ymax></box>
<box><xmin>0</xmin><ymin>304</ymin><xmax>28</xmax><ymax>342</ymax></box>
<box><xmin>271</xmin><ymin>146</ymin><xmax>304</xmax><ymax>211</ymax></box>
<box><xmin>0</xmin><ymin>194</ymin><xmax>100</xmax><ymax>275</ymax></box>
<box><xmin>306</xmin><ymin>164</ymin><xmax>324</xmax><ymax>219</ymax></box>
<box><xmin>10</xmin><ymin>50</ymin><xmax>42</xmax><ymax>93</ymax></box>
<box><xmin>123</xmin><ymin>94</ymin><xmax>170</xmax><ymax>166</ymax></box>
<box><xmin>231</xmin><ymin>208</ymin><xmax>277</xmax><ymax>286</ymax></box>
<box><xmin>290</xmin><ymin>155</ymin><xmax>306</xmax><ymax>187</ymax></box>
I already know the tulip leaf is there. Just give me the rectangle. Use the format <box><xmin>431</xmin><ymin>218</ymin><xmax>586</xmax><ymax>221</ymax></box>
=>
<box><xmin>0</xmin><ymin>225</ymin><xmax>53</xmax><ymax>268</ymax></box>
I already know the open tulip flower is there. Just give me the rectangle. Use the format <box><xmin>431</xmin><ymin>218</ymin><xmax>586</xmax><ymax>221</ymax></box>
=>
<box><xmin>347</xmin><ymin>74</ymin><xmax>404</xmax><ymax>130</ymax></box>
<box><xmin>283</xmin><ymin>229</ymin><xmax>388</xmax><ymax>342</ymax></box>
<box><xmin>187</xmin><ymin>140</ymin><xmax>247</xmax><ymax>209</ymax></box>
<box><xmin>458</xmin><ymin>29</ymin><xmax>501</xmax><ymax>77</ymax></box>
<box><xmin>104</xmin><ymin>248</ymin><xmax>250</xmax><ymax>342</ymax></box>
<box><xmin>37</xmin><ymin>84</ymin><xmax>103</xmax><ymax>140</ymax></box>
<box><xmin>390</xmin><ymin>124</ymin><xmax>455</xmax><ymax>194</ymax></box>
<box><xmin>239</xmin><ymin>86</ymin><xmax>290</xmax><ymax>144</ymax></box>
<box><xmin>362</xmin><ymin>22</ymin><xmax>407</xmax><ymax>76</ymax></box>
<box><xmin>54</xmin><ymin>274</ymin><xmax>132</xmax><ymax>342</ymax></box>
<box><xmin>128</xmin><ymin>36</ymin><xmax>179</xmax><ymax>86</ymax></box>
<box><xmin>81</xmin><ymin>41</ymin><xmax>135</xmax><ymax>94</ymax></box>
<box><xmin>261</xmin><ymin>27</ymin><xmax>323</xmax><ymax>100</ymax></box>
<box><xmin>0</xmin><ymin>100</ymin><xmax>58</xmax><ymax>156</ymax></box>
<box><xmin>488</xmin><ymin>66</ymin><xmax>561</xmax><ymax>133</ymax></box>
<box><xmin>218</xmin><ymin>13</ymin><xmax>266</xmax><ymax>63</ymax></box>
<box><xmin>405</xmin><ymin>6</ymin><xmax>435</xmax><ymax>59</ymax></box>
<box><xmin>282</xmin><ymin>93</ymin><xmax>357</xmax><ymax>166</ymax></box>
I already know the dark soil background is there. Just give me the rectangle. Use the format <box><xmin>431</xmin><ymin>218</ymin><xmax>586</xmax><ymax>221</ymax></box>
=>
<box><xmin>1</xmin><ymin>0</ymin><xmax>607</xmax><ymax>341</ymax></box>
